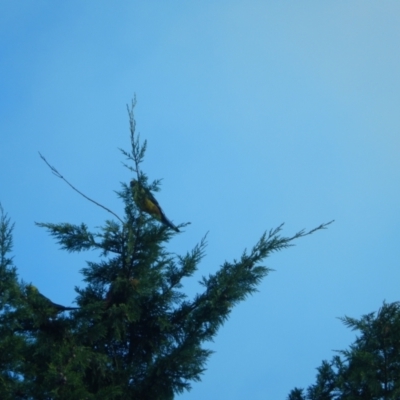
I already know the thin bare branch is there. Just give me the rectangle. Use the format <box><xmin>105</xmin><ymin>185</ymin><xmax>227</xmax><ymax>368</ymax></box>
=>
<box><xmin>38</xmin><ymin>152</ymin><xmax>124</xmax><ymax>224</ymax></box>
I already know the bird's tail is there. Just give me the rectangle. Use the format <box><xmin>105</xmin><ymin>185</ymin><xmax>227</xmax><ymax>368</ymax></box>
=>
<box><xmin>161</xmin><ymin>215</ymin><xmax>180</xmax><ymax>232</ymax></box>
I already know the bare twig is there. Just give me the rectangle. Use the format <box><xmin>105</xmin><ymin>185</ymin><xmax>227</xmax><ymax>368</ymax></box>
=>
<box><xmin>39</xmin><ymin>152</ymin><xmax>124</xmax><ymax>224</ymax></box>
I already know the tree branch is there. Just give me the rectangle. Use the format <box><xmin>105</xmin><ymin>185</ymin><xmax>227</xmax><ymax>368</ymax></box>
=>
<box><xmin>39</xmin><ymin>152</ymin><xmax>124</xmax><ymax>224</ymax></box>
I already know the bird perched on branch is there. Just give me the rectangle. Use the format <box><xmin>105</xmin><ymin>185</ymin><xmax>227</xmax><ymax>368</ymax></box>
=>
<box><xmin>25</xmin><ymin>284</ymin><xmax>79</xmax><ymax>313</ymax></box>
<box><xmin>130</xmin><ymin>179</ymin><xmax>180</xmax><ymax>232</ymax></box>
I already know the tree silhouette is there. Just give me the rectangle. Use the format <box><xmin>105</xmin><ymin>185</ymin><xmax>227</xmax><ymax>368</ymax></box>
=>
<box><xmin>288</xmin><ymin>301</ymin><xmax>400</xmax><ymax>400</ymax></box>
<box><xmin>0</xmin><ymin>101</ymin><xmax>332</xmax><ymax>399</ymax></box>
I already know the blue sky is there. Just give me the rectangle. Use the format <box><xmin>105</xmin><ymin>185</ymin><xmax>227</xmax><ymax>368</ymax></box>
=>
<box><xmin>1</xmin><ymin>2</ymin><xmax>400</xmax><ymax>398</ymax></box>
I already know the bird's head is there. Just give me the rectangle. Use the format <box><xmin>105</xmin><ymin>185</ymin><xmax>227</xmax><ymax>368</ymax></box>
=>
<box><xmin>26</xmin><ymin>284</ymin><xmax>39</xmax><ymax>295</ymax></box>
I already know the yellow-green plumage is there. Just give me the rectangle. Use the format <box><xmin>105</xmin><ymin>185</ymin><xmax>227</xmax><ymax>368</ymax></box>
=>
<box><xmin>130</xmin><ymin>180</ymin><xmax>180</xmax><ymax>232</ymax></box>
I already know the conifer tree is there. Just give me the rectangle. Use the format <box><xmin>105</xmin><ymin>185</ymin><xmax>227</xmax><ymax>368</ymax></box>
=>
<box><xmin>287</xmin><ymin>301</ymin><xmax>400</xmax><ymax>400</ymax></box>
<box><xmin>0</xmin><ymin>100</ymin><xmax>332</xmax><ymax>399</ymax></box>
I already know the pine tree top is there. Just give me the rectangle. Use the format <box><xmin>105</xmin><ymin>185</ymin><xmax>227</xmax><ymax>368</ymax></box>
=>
<box><xmin>0</xmin><ymin>101</ymin><xmax>333</xmax><ymax>399</ymax></box>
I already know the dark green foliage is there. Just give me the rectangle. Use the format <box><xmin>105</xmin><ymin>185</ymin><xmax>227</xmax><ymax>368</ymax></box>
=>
<box><xmin>0</xmin><ymin>102</ymin><xmax>331</xmax><ymax>399</ymax></box>
<box><xmin>288</xmin><ymin>387</ymin><xmax>307</xmax><ymax>400</ymax></box>
<box><xmin>0</xmin><ymin>205</ymin><xmax>27</xmax><ymax>399</ymax></box>
<box><xmin>288</xmin><ymin>302</ymin><xmax>400</xmax><ymax>400</ymax></box>
<box><xmin>34</xmin><ymin>223</ymin><xmax>95</xmax><ymax>252</ymax></box>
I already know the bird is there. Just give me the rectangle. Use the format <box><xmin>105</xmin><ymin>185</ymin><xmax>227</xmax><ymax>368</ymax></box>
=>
<box><xmin>25</xmin><ymin>284</ymin><xmax>79</xmax><ymax>313</ymax></box>
<box><xmin>130</xmin><ymin>179</ymin><xmax>180</xmax><ymax>232</ymax></box>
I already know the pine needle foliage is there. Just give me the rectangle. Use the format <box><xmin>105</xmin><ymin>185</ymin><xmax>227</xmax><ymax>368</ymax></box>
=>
<box><xmin>287</xmin><ymin>301</ymin><xmax>400</xmax><ymax>400</ymax></box>
<box><xmin>0</xmin><ymin>101</ymin><xmax>332</xmax><ymax>399</ymax></box>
